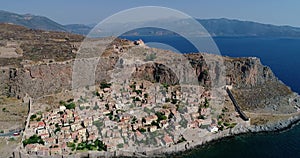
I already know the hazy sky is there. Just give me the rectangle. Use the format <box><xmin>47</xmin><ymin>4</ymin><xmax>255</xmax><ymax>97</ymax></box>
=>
<box><xmin>2</xmin><ymin>0</ymin><xmax>300</xmax><ymax>27</ymax></box>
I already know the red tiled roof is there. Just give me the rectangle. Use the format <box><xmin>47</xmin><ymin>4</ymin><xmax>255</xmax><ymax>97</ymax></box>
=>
<box><xmin>135</xmin><ymin>131</ymin><xmax>143</xmax><ymax>137</ymax></box>
<box><xmin>163</xmin><ymin>135</ymin><xmax>173</xmax><ymax>144</ymax></box>
<box><xmin>38</xmin><ymin>121</ymin><xmax>45</xmax><ymax>127</ymax></box>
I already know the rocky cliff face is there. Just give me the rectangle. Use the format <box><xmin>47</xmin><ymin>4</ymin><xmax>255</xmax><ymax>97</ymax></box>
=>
<box><xmin>0</xmin><ymin>50</ymin><xmax>279</xmax><ymax>100</ymax></box>
<box><xmin>0</xmin><ymin>67</ymin><xmax>11</xmax><ymax>96</ymax></box>
<box><xmin>224</xmin><ymin>57</ymin><xmax>276</xmax><ymax>88</ymax></box>
<box><xmin>0</xmin><ymin>23</ymin><xmax>290</xmax><ymax>104</ymax></box>
<box><xmin>132</xmin><ymin>62</ymin><xmax>181</xmax><ymax>85</ymax></box>
<box><xmin>223</xmin><ymin>57</ymin><xmax>294</xmax><ymax>113</ymax></box>
<box><xmin>13</xmin><ymin>63</ymin><xmax>73</xmax><ymax>99</ymax></box>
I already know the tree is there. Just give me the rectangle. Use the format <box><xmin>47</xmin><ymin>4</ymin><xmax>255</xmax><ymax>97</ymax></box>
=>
<box><xmin>198</xmin><ymin>105</ymin><xmax>202</xmax><ymax>113</ymax></box>
<box><xmin>144</xmin><ymin>93</ymin><xmax>149</xmax><ymax>98</ymax></box>
<box><xmin>65</xmin><ymin>102</ymin><xmax>76</xmax><ymax>109</ymax></box>
<box><xmin>54</xmin><ymin>127</ymin><xmax>61</xmax><ymax>134</ymax></box>
<box><xmin>100</xmin><ymin>82</ymin><xmax>111</xmax><ymax>89</ymax></box>
<box><xmin>171</xmin><ymin>98</ymin><xmax>178</xmax><ymax>104</ymax></box>
<box><xmin>2</xmin><ymin>108</ymin><xmax>7</xmax><ymax>112</ymax></box>
<box><xmin>198</xmin><ymin>115</ymin><xmax>205</xmax><ymax>120</ymax></box>
<box><xmin>105</xmin><ymin>104</ymin><xmax>109</xmax><ymax>110</ymax></box>
<box><xmin>155</xmin><ymin>112</ymin><xmax>167</xmax><ymax>122</ymax></box>
<box><xmin>93</xmin><ymin>91</ymin><xmax>100</xmax><ymax>97</ymax></box>
<box><xmin>142</xmin><ymin>117</ymin><xmax>146</xmax><ymax>123</ymax></box>
<box><xmin>131</xmin><ymin>116</ymin><xmax>137</xmax><ymax>124</ymax></box>
<box><xmin>162</xmin><ymin>83</ymin><xmax>169</xmax><ymax>90</ymax></box>
<box><xmin>22</xmin><ymin>135</ymin><xmax>44</xmax><ymax>147</ymax></box>
<box><xmin>134</xmin><ymin>89</ymin><xmax>142</xmax><ymax>95</ymax></box>
<box><xmin>132</xmin><ymin>97</ymin><xmax>141</xmax><ymax>102</ymax></box>
<box><xmin>138</xmin><ymin>128</ymin><xmax>147</xmax><ymax>133</ymax></box>
<box><xmin>204</xmin><ymin>97</ymin><xmax>209</xmax><ymax>108</ymax></box>
<box><xmin>67</xmin><ymin>142</ymin><xmax>76</xmax><ymax>151</ymax></box>
<box><xmin>95</xmin><ymin>139</ymin><xmax>107</xmax><ymax>151</ymax></box>
<box><xmin>59</xmin><ymin>100</ymin><xmax>66</xmax><ymax>106</ymax></box>
<box><xmin>165</xmin><ymin>98</ymin><xmax>171</xmax><ymax>103</ymax></box>
<box><xmin>93</xmin><ymin>104</ymin><xmax>99</xmax><ymax>110</ymax></box>
<box><xmin>151</xmin><ymin>121</ymin><xmax>159</xmax><ymax>127</ymax></box>
<box><xmin>117</xmin><ymin>143</ymin><xmax>124</xmax><ymax>148</ymax></box>
<box><xmin>30</xmin><ymin>114</ymin><xmax>37</xmax><ymax>121</ymax></box>
<box><xmin>67</xmin><ymin>98</ymin><xmax>74</xmax><ymax>102</ymax></box>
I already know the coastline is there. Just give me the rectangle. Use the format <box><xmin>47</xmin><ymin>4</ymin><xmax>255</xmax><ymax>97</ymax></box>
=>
<box><xmin>104</xmin><ymin>112</ymin><xmax>300</xmax><ymax>157</ymax></box>
<box><xmin>12</xmin><ymin>112</ymin><xmax>300</xmax><ymax>158</ymax></box>
<box><xmin>84</xmin><ymin>113</ymin><xmax>300</xmax><ymax>157</ymax></box>
<box><xmin>169</xmin><ymin>113</ymin><xmax>300</xmax><ymax>158</ymax></box>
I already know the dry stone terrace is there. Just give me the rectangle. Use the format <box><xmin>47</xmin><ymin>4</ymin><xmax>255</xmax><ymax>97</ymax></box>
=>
<box><xmin>21</xmin><ymin>77</ymin><xmax>245</xmax><ymax>157</ymax></box>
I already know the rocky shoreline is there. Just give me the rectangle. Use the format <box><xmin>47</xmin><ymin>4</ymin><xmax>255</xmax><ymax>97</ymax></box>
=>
<box><xmin>168</xmin><ymin>113</ymin><xmax>300</xmax><ymax>158</ymax></box>
<box><xmin>11</xmin><ymin>112</ymin><xmax>300</xmax><ymax>158</ymax></box>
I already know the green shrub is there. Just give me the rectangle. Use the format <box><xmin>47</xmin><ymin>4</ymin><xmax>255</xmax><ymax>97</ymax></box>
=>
<box><xmin>132</xmin><ymin>97</ymin><xmax>141</xmax><ymax>102</ymax></box>
<box><xmin>54</xmin><ymin>127</ymin><xmax>61</xmax><ymax>134</ymax></box>
<box><xmin>79</xmin><ymin>106</ymin><xmax>84</xmax><ymax>110</ymax></box>
<box><xmin>36</xmin><ymin>117</ymin><xmax>42</xmax><ymax>121</ymax></box>
<box><xmin>155</xmin><ymin>112</ymin><xmax>167</xmax><ymax>122</ymax></box>
<box><xmin>2</xmin><ymin>108</ymin><xmax>7</xmax><ymax>112</ymax></box>
<box><xmin>30</xmin><ymin>114</ymin><xmax>37</xmax><ymax>121</ymax></box>
<box><xmin>100</xmin><ymin>82</ymin><xmax>111</xmax><ymax>89</ymax></box>
<box><xmin>9</xmin><ymin>137</ymin><xmax>15</xmax><ymax>141</ymax></box>
<box><xmin>145</xmin><ymin>53</ymin><xmax>156</xmax><ymax>61</ymax></box>
<box><xmin>134</xmin><ymin>89</ymin><xmax>142</xmax><ymax>95</ymax></box>
<box><xmin>171</xmin><ymin>98</ymin><xmax>178</xmax><ymax>104</ymax></box>
<box><xmin>130</xmin><ymin>84</ymin><xmax>136</xmax><ymax>90</ymax></box>
<box><xmin>67</xmin><ymin>142</ymin><xmax>76</xmax><ymax>148</ymax></box>
<box><xmin>228</xmin><ymin>123</ymin><xmax>237</xmax><ymax>128</ymax></box>
<box><xmin>93</xmin><ymin>91</ymin><xmax>100</xmax><ymax>96</ymax></box>
<box><xmin>144</xmin><ymin>93</ymin><xmax>149</xmax><ymax>98</ymax></box>
<box><xmin>138</xmin><ymin>128</ymin><xmax>147</xmax><ymax>133</ymax></box>
<box><xmin>198</xmin><ymin>115</ymin><xmax>205</xmax><ymax>120</ymax></box>
<box><xmin>93</xmin><ymin>105</ymin><xmax>99</xmax><ymax>110</ymax></box>
<box><xmin>223</xmin><ymin>122</ymin><xmax>230</xmax><ymax>127</ymax></box>
<box><xmin>67</xmin><ymin>98</ymin><xmax>74</xmax><ymax>102</ymax></box>
<box><xmin>204</xmin><ymin>98</ymin><xmax>209</xmax><ymax>108</ymax></box>
<box><xmin>165</xmin><ymin>98</ymin><xmax>170</xmax><ymax>102</ymax></box>
<box><xmin>218</xmin><ymin>121</ymin><xmax>222</xmax><ymax>125</ymax></box>
<box><xmin>59</xmin><ymin>100</ymin><xmax>66</xmax><ymax>106</ymax></box>
<box><xmin>65</xmin><ymin>102</ymin><xmax>76</xmax><ymax>109</ymax></box>
<box><xmin>22</xmin><ymin>135</ymin><xmax>44</xmax><ymax>147</ymax></box>
<box><xmin>117</xmin><ymin>143</ymin><xmax>124</xmax><ymax>148</ymax></box>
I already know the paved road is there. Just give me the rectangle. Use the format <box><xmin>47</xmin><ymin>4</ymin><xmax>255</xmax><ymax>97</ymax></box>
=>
<box><xmin>22</xmin><ymin>97</ymin><xmax>32</xmax><ymax>142</ymax></box>
<box><xmin>0</xmin><ymin>131</ymin><xmax>18</xmax><ymax>137</ymax></box>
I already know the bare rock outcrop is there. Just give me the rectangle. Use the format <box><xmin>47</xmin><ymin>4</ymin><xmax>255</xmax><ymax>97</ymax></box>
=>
<box><xmin>0</xmin><ymin>52</ymin><xmax>282</xmax><ymax>100</ymax></box>
<box><xmin>224</xmin><ymin>57</ymin><xmax>276</xmax><ymax>88</ymax></box>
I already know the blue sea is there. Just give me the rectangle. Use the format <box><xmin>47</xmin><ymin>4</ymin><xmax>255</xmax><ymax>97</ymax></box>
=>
<box><xmin>121</xmin><ymin>36</ymin><xmax>300</xmax><ymax>158</ymax></box>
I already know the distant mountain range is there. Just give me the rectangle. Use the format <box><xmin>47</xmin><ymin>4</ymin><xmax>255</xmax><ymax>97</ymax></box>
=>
<box><xmin>0</xmin><ymin>10</ymin><xmax>67</xmax><ymax>32</ymax></box>
<box><xmin>0</xmin><ymin>10</ymin><xmax>91</xmax><ymax>35</ymax></box>
<box><xmin>198</xmin><ymin>18</ymin><xmax>300</xmax><ymax>37</ymax></box>
<box><xmin>1</xmin><ymin>10</ymin><xmax>300</xmax><ymax>37</ymax></box>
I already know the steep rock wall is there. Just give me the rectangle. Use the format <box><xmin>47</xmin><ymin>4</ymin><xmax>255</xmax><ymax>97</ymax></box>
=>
<box><xmin>224</xmin><ymin>57</ymin><xmax>276</xmax><ymax>88</ymax></box>
<box><xmin>0</xmin><ymin>54</ymin><xmax>278</xmax><ymax>99</ymax></box>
